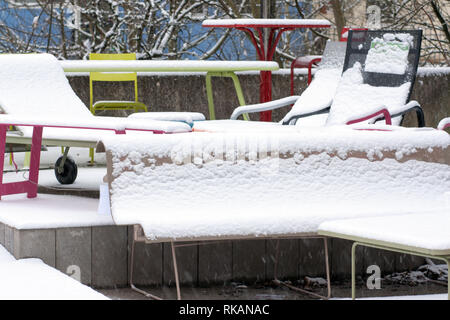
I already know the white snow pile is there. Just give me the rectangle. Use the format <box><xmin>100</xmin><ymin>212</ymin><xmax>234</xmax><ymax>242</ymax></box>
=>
<box><xmin>193</xmin><ymin>119</ymin><xmax>284</xmax><ymax>133</ymax></box>
<box><xmin>0</xmin><ymin>53</ymin><xmax>190</xmax><ymax>141</ymax></box>
<box><xmin>417</xmin><ymin>66</ymin><xmax>450</xmax><ymax>77</ymax></box>
<box><xmin>282</xmin><ymin>41</ymin><xmax>346</xmax><ymax>126</ymax></box>
<box><xmin>202</xmin><ymin>19</ymin><xmax>331</xmax><ymax>27</ymax></box>
<box><xmin>282</xmin><ymin>68</ymin><xmax>342</xmax><ymax>126</ymax></box>
<box><xmin>319</xmin><ymin>212</ymin><xmax>450</xmax><ymax>251</ymax></box>
<box><xmin>60</xmin><ymin>59</ymin><xmax>279</xmax><ymax>72</ymax></box>
<box><xmin>364</xmin><ymin>33</ymin><xmax>412</xmax><ymax>75</ymax></box>
<box><xmin>0</xmin><ymin>193</ymin><xmax>113</xmax><ymax>230</ymax></box>
<box><xmin>326</xmin><ymin>62</ymin><xmax>410</xmax><ymax>126</ymax></box>
<box><xmin>100</xmin><ymin>128</ymin><xmax>450</xmax><ymax>240</ymax></box>
<box><xmin>129</xmin><ymin>111</ymin><xmax>205</xmax><ymax>127</ymax></box>
<box><xmin>0</xmin><ymin>245</ymin><xmax>107</xmax><ymax>300</ymax></box>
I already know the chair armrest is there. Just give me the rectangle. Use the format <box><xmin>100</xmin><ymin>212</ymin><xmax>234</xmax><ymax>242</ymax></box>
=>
<box><xmin>230</xmin><ymin>96</ymin><xmax>300</xmax><ymax>120</ymax></box>
<box><xmin>390</xmin><ymin>101</ymin><xmax>425</xmax><ymax>127</ymax></box>
<box><xmin>345</xmin><ymin>101</ymin><xmax>425</xmax><ymax>127</ymax></box>
<box><xmin>281</xmin><ymin>105</ymin><xmax>331</xmax><ymax>125</ymax></box>
<box><xmin>291</xmin><ymin>56</ymin><xmax>321</xmax><ymax>94</ymax></box>
<box><xmin>346</xmin><ymin>108</ymin><xmax>392</xmax><ymax>125</ymax></box>
<box><xmin>438</xmin><ymin>117</ymin><xmax>450</xmax><ymax>130</ymax></box>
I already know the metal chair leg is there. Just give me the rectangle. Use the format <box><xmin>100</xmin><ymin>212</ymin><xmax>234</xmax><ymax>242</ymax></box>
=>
<box><xmin>171</xmin><ymin>241</ymin><xmax>182</xmax><ymax>300</ymax></box>
<box><xmin>129</xmin><ymin>238</ymin><xmax>162</xmax><ymax>300</ymax></box>
<box><xmin>273</xmin><ymin>237</ymin><xmax>331</xmax><ymax>300</ymax></box>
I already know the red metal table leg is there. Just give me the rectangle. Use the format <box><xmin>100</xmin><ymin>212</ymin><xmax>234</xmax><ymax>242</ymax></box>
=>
<box><xmin>259</xmin><ymin>70</ymin><xmax>272</xmax><ymax>121</ymax></box>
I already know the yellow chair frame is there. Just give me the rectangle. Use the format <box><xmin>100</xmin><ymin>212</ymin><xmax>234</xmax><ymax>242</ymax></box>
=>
<box><xmin>88</xmin><ymin>53</ymin><xmax>148</xmax><ymax>163</ymax></box>
<box><xmin>89</xmin><ymin>53</ymin><xmax>148</xmax><ymax>114</ymax></box>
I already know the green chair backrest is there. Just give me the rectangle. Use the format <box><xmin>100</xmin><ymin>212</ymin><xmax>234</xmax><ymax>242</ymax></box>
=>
<box><xmin>89</xmin><ymin>53</ymin><xmax>139</xmax><ymax>113</ymax></box>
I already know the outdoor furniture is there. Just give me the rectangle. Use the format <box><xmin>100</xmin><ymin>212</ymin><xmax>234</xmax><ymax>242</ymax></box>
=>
<box><xmin>290</xmin><ymin>55</ymin><xmax>322</xmax><ymax>90</ymax></box>
<box><xmin>316</xmin><ymin>117</ymin><xmax>450</xmax><ymax>300</ymax></box>
<box><xmin>290</xmin><ymin>27</ymin><xmax>368</xmax><ymax>93</ymax></box>
<box><xmin>197</xmin><ymin>29</ymin><xmax>423</xmax><ymax>133</ymax></box>
<box><xmin>89</xmin><ymin>53</ymin><xmax>148</xmax><ymax>115</ymax></box>
<box><xmin>97</xmin><ymin>123</ymin><xmax>450</xmax><ymax>300</ymax></box>
<box><xmin>61</xmin><ymin>59</ymin><xmax>279</xmax><ymax>121</ymax></box>
<box><xmin>203</xmin><ymin>19</ymin><xmax>331</xmax><ymax>121</ymax></box>
<box><xmin>438</xmin><ymin>117</ymin><xmax>450</xmax><ymax>131</ymax></box>
<box><xmin>318</xmin><ymin>212</ymin><xmax>450</xmax><ymax>300</ymax></box>
<box><xmin>0</xmin><ymin>53</ymin><xmax>191</xmax><ymax>185</ymax></box>
<box><xmin>88</xmin><ymin>53</ymin><xmax>149</xmax><ymax>164</ymax></box>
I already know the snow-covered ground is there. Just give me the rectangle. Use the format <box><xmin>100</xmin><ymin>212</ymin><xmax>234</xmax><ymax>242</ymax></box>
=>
<box><xmin>0</xmin><ymin>245</ymin><xmax>107</xmax><ymax>300</ymax></box>
<box><xmin>3</xmin><ymin>146</ymin><xmax>106</xmax><ymax>190</ymax></box>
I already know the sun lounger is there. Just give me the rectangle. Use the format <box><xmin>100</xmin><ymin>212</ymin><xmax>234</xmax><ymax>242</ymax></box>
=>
<box><xmin>318</xmin><ymin>213</ymin><xmax>450</xmax><ymax>300</ymax></box>
<box><xmin>0</xmin><ymin>114</ymin><xmax>188</xmax><ymax>199</ymax></box>
<box><xmin>195</xmin><ymin>30</ymin><xmax>424</xmax><ymax>133</ymax></box>
<box><xmin>0</xmin><ymin>54</ymin><xmax>191</xmax><ymax>184</ymax></box>
<box><xmin>97</xmin><ymin>121</ymin><xmax>450</xmax><ymax>299</ymax></box>
<box><xmin>317</xmin><ymin>118</ymin><xmax>450</xmax><ymax>300</ymax></box>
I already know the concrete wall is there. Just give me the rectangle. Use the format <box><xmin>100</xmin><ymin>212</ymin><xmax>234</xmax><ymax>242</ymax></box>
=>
<box><xmin>68</xmin><ymin>69</ymin><xmax>450</xmax><ymax>128</ymax></box>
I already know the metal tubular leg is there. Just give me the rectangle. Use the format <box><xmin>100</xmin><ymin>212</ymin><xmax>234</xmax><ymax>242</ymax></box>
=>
<box><xmin>0</xmin><ymin>125</ymin><xmax>7</xmax><ymax>200</ymax></box>
<box><xmin>273</xmin><ymin>239</ymin><xmax>281</xmax><ymax>281</ymax></box>
<box><xmin>228</xmin><ymin>72</ymin><xmax>249</xmax><ymax>121</ymax></box>
<box><xmin>273</xmin><ymin>237</ymin><xmax>332</xmax><ymax>300</ymax></box>
<box><xmin>129</xmin><ymin>238</ymin><xmax>162</xmax><ymax>300</ymax></box>
<box><xmin>351</xmin><ymin>242</ymin><xmax>358</xmax><ymax>300</ymax></box>
<box><xmin>205</xmin><ymin>73</ymin><xmax>216</xmax><ymax>120</ymax></box>
<box><xmin>323</xmin><ymin>237</ymin><xmax>332</xmax><ymax>299</ymax></box>
<box><xmin>57</xmin><ymin>147</ymin><xmax>70</xmax><ymax>174</ymax></box>
<box><xmin>171</xmin><ymin>242</ymin><xmax>181</xmax><ymax>300</ymax></box>
<box><xmin>446</xmin><ymin>258</ymin><xmax>450</xmax><ymax>300</ymax></box>
<box><xmin>27</xmin><ymin>126</ymin><xmax>43</xmax><ymax>198</ymax></box>
<box><xmin>206</xmin><ymin>71</ymin><xmax>249</xmax><ymax>121</ymax></box>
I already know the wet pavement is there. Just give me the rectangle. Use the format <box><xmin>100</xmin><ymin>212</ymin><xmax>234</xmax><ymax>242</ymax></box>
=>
<box><xmin>97</xmin><ymin>280</ymin><xmax>447</xmax><ymax>300</ymax></box>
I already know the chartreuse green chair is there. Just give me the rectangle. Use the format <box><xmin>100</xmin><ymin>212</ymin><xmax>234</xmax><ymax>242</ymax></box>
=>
<box><xmin>88</xmin><ymin>53</ymin><xmax>148</xmax><ymax>163</ymax></box>
<box><xmin>89</xmin><ymin>53</ymin><xmax>148</xmax><ymax>114</ymax></box>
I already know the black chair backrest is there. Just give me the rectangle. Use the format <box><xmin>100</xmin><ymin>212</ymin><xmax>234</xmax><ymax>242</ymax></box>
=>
<box><xmin>343</xmin><ymin>30</ymin><xmax>422</xmax><ymax>103</ymax></box>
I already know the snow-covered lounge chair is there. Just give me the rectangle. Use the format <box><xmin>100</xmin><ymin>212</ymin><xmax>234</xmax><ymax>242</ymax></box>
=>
<box><xmin>0</xmin><ymin>54</ymin><xmax>192</xmax><ymax>185</ymax></box>
<box><xmin>194</xmin><ymin>29</ymin><xmax>424</xmax><ymax>132</ymax></box>
<box><xmin>318</xmin><ymin>117</ymin><xmax>450</xmax><ymax>300</ymax></box>
<box><xmin>318</xmin><ymin>213</ymin><xmax>450</xmax><ymax>300</ymax></box>
<box><xmin>97</xmin><ymin>116</ymin><xmax>450</xmax><ymax>299</ymax></box>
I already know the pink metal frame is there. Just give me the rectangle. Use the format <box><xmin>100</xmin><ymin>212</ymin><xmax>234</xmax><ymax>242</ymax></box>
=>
<box><xmin>0</xmin><ymin>122</ymin><xmax>164</xmax><ymax>200</ymax></box>
<box><xmin>204</xmin><ymin>23</ymin><xmax>330</xmax><ymax>122</ymax></box>
<box><xmin>346</xmin><ymin>108</ymin><xmax>392</xmax><ymax>126</ymax></box>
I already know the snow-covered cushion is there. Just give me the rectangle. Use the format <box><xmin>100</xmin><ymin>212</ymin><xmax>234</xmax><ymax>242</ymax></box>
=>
<box><xmin>364</xmin><ymin>33</ymin><xmax>412</xmax><ymax>75</ymax></box>
<box><xmin>326</xmin><ymin>62</ymin><xmax>410</xmax><ymax>126</ymax></box>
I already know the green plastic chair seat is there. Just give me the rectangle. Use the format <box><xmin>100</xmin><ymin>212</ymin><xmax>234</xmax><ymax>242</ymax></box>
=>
<box><xmin>92</xmin><ymin>100</ymin><xmax>147</xmax><ymax>112</ymax></box>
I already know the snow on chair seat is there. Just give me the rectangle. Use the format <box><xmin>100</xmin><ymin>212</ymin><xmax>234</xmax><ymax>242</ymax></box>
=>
<box><xmin>0</xmin><ymin>53</ymin><xmax>191</xmax><ymax>184</ymax></box>
<box><xmin>128</xmin><ymin>111</ymin><xmax>206</xmax><ymax>128</ymax></box>
<box><xmin>97</xmin><ymin>124</ymin><xmax>450</xmax><ymax>299</ymax></box>
<box><xmin>209</xmin><ymin>30</ymin><xmax>424</xmax><ymax>133</ymax></box>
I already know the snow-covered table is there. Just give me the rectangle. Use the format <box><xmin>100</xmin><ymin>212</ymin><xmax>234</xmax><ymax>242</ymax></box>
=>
<box><xmin>318</xmin><ymin>213</ymin><xmax>450</xmax><ymax>300</ymax></box>
<box><xmin>60</xmin><ymin>60</ymin><xmax>279</xmax><ymax>120</ymax></box>
<box><xmin>202</xmin><ymin>19</ymin><xmax>331</xmax><ymax>121</ymax></box>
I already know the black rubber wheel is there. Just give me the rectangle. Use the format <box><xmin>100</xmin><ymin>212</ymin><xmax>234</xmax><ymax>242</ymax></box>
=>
<box><xmin>54</xmin><ymin>156</ymin><xmax>78</xmax><ymax>185</ymax></box>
